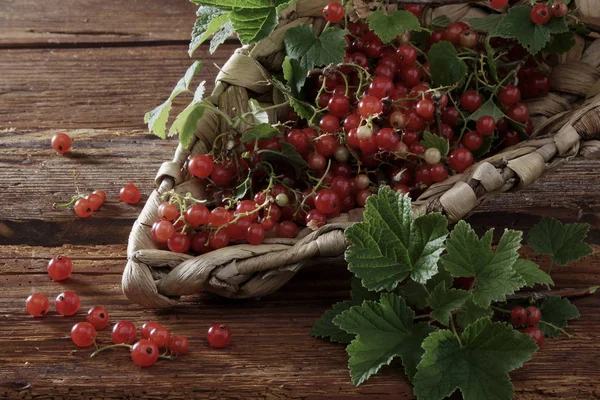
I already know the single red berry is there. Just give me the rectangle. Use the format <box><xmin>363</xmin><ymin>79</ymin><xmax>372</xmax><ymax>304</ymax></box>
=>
<box><xmin>141</xmin><ymin>321</ymin><xmax>163</xmax><ymax>340</ymax></box>
<box><xmin>396</xmin><ymin>45</ymin><xmax>418</xmax><ymax>67</ymax></box>
<box><xmin>149</xmin><ymin>326</ymin><xmax>171</xmax><ymax>348</ymax></box>
<box><xmin>286</xmin><ymin>129</ymin><xmax>309</xmax><ymax>153</ymax></box>
<box><xmin>47</xmin><ymin>255</ymin><xmax>72</xmax><ymax>281</ymax></box>
<box><xmin>448</xmin><ymin>148</ymin><xmax>474</xmax><ymax>173</ymax></box>
<box><xmin>85</xmin><ymin>193</ymin><xmax>104</xmax><ymax>211</ymax></box>
<box><xmin>314</xmin><ymin>188</ymin><xmax>341</xmax><ymax>215</ymax></box>
<box><xmin>188</xmin><ymin>154</ymin><xmax>214</xmax><ymax>179</ymax></box>
<box><xmin>26</xmin><ymin>293</ymin><xmax>50</xmax><ymax>317</ymax></box>
<box><xmin>356</xmin><ymin>189</ymin><xmax>372</xmax><ymax>207</ymax></box>
<box><xmin>445</xmin><ymin>22</ymin><xmax>468</xmax><ymax>45</ymax></box>
<box><xmin>207</xmin><ymin>324</ymin><xmax>232</xmax><ymax>348</ymax></box>
<box><xmin>476</xmin><ymin>116</ymin><xmax>496</xmax><ymax>136</ymax></box>
<box><xmin>415</xmin><ymin>165</ymin><xmax>433</xmax><ymax>186</ymax></box>
<box><xmin>511</xmin><ymin>306</ymin><xmax>528</xmax><ymax>325</ymax></box>
<box><xmin>375</xmin><ymin>128</ymin><xmax>400</xmax><ymax>151</ymax></box>
<box><xmin>357</xmin><ymin>96</ymin><xmax>383</xmax><ymax>118</ymax></box>
<box><xmin>92</xmin><ymin>189</ymin><xmax>106</xmax><ymax>204</ymax></box>
<box><xmin>184</xmin><ymin>204</ymin><xmax>209</xmax><ymax>227</ymax></box>
<box><xmin>526</xmin><ymin>306</ymin><xmax>542</xmax><ymax>326</ymax></box>
<box><xmin>208</xmin><ymin>207</ymin><xmax>231</xmax><ymax>227</ymax></box>
<box><xmin>314</xmin><ymin>135</ymin><xmax>338</xmax><ymax>157</ymax></box>
<box><xmin>279</xmin><ymin>221</ymin><xmax>298</xmax><ymax>238</ymax></box>
<box><xmin>502</xmin><ymin>129</ymin><xmax>521</xmax><ymax>148</ymax></box>
<box><xmin>209</xmin><ymin>230</ymin><xmax>230</xmax><ymax>250</ymax></box>
<box><xmin>328</xmin><ymin>94</ymin><xmax>350</xmax><ymax>117</ymax></box>
<box><xmin>158</xmin><ymin>202</ymin><xmax>179</xmax><ymax>221</ymax></box>
<box><xmin>403</xmin><ymin>3</ymin><xmax>423</xmax><ymax>18</ymax></box>
<box><xmin>460</xmin><ymin>90</ymin><xmax>483</xmax><ymax>113</ymax></box>
<box><xmin>551</xmin><ymin>1</ymin><xmax>568</xmax><ymax>17</ymax></box>
<box><xmin>131</xmin><ymin>339</ymin><xmax>159</xmax><ymax>367</ymax></box>
<box><xmin>167</xmin><ymin>233</ymin><xmax>191</xmax><ymax>253</ymax></box>
<box><xmin>429</xmin><ymin>163</ymin><xmax>449</xmax><ymax>182</ymax></box>
<box><xmin>531</xmin><ymin>4</ymin><xmax>551</xmax><ymax>25</ymax></box>
<box><xmin>74</xmin><ymin>198</ymin><xmax>93</xmax><ymax>218</ymax></box>
<box><xmin>86</xmin><ymin>306</ymin><xmax>110</xmax><ymax>330</ymax></box>
<box><xmin>442</xmin><ymin>107</ymin><xmax>461</xmax><ymax>127</ymax></box>
<box><xmin>119</xmin><ymin>183</ymin><xmax>141</xmax><ymax>205</ymax></box>
<box><xmin>51</xmin><ymin>133</ymin><xmax>72</xmax><ymax>154</ymax></box>
<box><xmin>191</xmin><ymin>231</ymin><xmax>211</xmax><ymax>254</ymax></box>
<box><xmin>169</xmin><ymin>335</ymin><xmax>189</xmax><ymax>355</ymax></box>
<box><xmin>71</xmin><ymin>322</ymin><xmax>97</xmax><ymax>347</ymax></box>
<box><xmin>523</xmin><ymin>326</ymin><xmax>545</xmax><ymax>346</ymax></box>
<box><xmin>247</xmin><ymin>223</ymin><xmax>266</xmax><ymax>245</ymax></box>
<box><xmin>319</xmin><ymin>114</ymin><xmax>340</xmax><ymax>133</ymax></box>
<box><xmin>152</xmin><ymin>220</ymin><xmax>175</xmax><ymax>243</ymax></box>
<box><xmin>306</xmin><ymin>209</ymin><xmax>327</xmax><ymax>228</ymax></box>
<box><xmin>111</xmin><ymin>320</ymin><xmax>137</xmax><ymax>344</ymax></box>
<box><xmin>507</xmin><ymin>103</ymin><xmax>530</xmax><ymax>123</ymax></box>
<box><xmin>415</xmin><ymin>99</ymin><xmax>435</xmax><ymax>121</ymax></box>
<box><xmin>210</xmin><ymin>164</ymin><xmax>234</xmax><ymax>186</ymax></box>
<box><xmin>462</xmin><ymin>131</ymin><xmax>484</xmax><ymax>151</ymax></box>
<box><xmin>322</xmin><ymin>1</ymin><xmax>344</xmax><ymax>23</ymax></box>
<box><xmin>499</xmin><ymin>85</ymin><xmax>521</xmax><ymax>106</ymax></box>
<box><xmin>459</xmin><ymin>29</ymin><xmax>479</xmax><ymax>49</ymax></box>
<box><xmin>55</xmin><ymin>291</ymin><xmax>80</xmax><ymax>316</ymax></box>
<box><xmin>490</xmin><ymin>0</ymin><xmax>508</xmax><ymax>9</ymax></box>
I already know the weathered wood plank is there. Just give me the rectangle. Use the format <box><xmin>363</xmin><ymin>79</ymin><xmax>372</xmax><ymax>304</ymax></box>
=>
<box><xmin>1</xmin><ymin>129</ymin><xmax>600</xmax><ymax>246</ymax></box>
<box><xmin>0</xmin><ymin>45</ymin><xmax>237</xmax><ymax>130</ymax></box>
<box><xmin>0</xmin><ymin>244</ymin><xmax>599</xmax><ymax>399</ymax></box>
<box><xmin>0</xmin><ymin>0</ymin><xmax>197</xmax><ymax>46</ymax></box>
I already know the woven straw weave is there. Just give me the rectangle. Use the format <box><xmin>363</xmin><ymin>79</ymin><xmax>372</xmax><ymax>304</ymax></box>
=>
<box><xmin>123</xmin><ymin>0</ymin><xmax>600</xmax><ymax>307</ymax></box>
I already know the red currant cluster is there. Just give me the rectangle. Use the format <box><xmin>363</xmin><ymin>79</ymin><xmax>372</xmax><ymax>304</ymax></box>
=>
<box><xmin>55</xmin><ymin>184</ymin><xmax>142</xmax><ymax>218</ymax></box>
<box><xmin>26</xmin><ymin>290</ymin><xmax>81</xmax><ymax>317</ymax></box>
<box><xmin>511</xmin><ymin>305</ymin><xmax>544</xmax><ymax>345</ymax></box>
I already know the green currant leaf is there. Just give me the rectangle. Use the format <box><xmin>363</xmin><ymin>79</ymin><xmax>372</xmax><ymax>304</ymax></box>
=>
<box><xmin>544</xmin><ymin>31</ymin><xmax>576</xmax><ymax>54</ymax></box>
<box><xmin>527</xmin><ymin>217</ymin><xmax>593</xmax><ymax>266</ymax></box>
<box><xmin>468</xmin><ymin>14</ymin><xmax>505</xmax><ymax>35</ymax></box>
<box><xmin>144</xmin><ymin>61</ymin><xmax>203</xmax><ymax>139</ymax></box>
<box><xmin>399</xmin><ymin>268</ymin><xmax>453</xmax><ymax>310</ymax></box>
<box><xmin>311</xmin><ymin>300</ymin><xmax>356</xmax><ymax>344</ymax></box>
<box><xmin>421</xmin><ymin>132</ymin><xmax>449</xmax><ymax>156</ymax></box>
<box><xmin>240</xmin><ymin>124</ymin><xmax>278</xmax><ymax>143</ymax></box>
<box><xmin>413</xmin><ymin>318</ymin><xmax>538</xmax><ymax>400</ymax></box>
<box><xmin>511</xmin><ymin>259</ymin><xmax>554</xmax><ymax>287</ymax></box>
<box><xmin>351</xmin><ymin>277</ymin><xmax>382</xmax><ymax>304</ymax></box>
<box><xmin>426</xmin><ymin>282</ymin><xmax>470</xmax><ymax>327</ymax></box>
<box><xmin>366</xmin><ymin>10</ymin><xmax>421</xmax><ymax>44</ymax></box>
<box><xmin>468</xmin><ymin>98</ymin><xmax>505</xmax><ymax>122</ymax></box>
<box><xmin>455</xmin><ymin>299</ymin><xmax>493</xmax><ymax>329</ymax></box>
<box><xmin>345</xmin><ymin>187</ymin><xmax>449</xmax><ymax>292</ymax></box>
<box><xmin>485</xmin><ymin>36</ymin><xmax>499</xmax><ymax>83</ymax></box>
<box><xmin>259</xmin><ymin>141</ymin><xmax>308</xmax><ymax>176</ymax></box>
<box><xmin>441</xmin><ymin>221</ymin><xmax>525</xmax><ymax>307</ymax></box>
<box><xmin>471</xmin><ymin>135</ymin><xmax>495</xmax><ymax>159</ymax></box>
<box><xmin>333</xmin><ymin>293</ymin><xmax>436</xmax><ymax>385</ymax></box>
<box><xmin>248</xmin><ymin>99</ymin><xmax>270</xmax><ymax>124</ymax></box>
<box><xmin>427</xmin><ymin>41</ymin><xmax>468</xmax><ymax>87</ymax></box>
<box><xmin>209</xmin><ymin>20</ymin><xmax>234</xmax><ymax>54</ymax></box>
<box><xmin>429</xmin><ymin>15</ymin><xmax>451</xmax><ymax>30</ymax></box>
<box><xmin>536</xmin><ymin>295</ymin><xmax>580</xmax><ymax>338</ymax></box>
<box><xmin>169</xmin><ymin>81</ymin><xmax>207</xmax><ymax>147</ymax></box>
<box><xmin>189</xmin><ymin>7</ymin><xmax>229</xmax><ymax>56</ymax></box>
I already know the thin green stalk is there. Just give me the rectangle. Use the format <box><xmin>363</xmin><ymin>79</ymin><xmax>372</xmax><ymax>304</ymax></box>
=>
<box><xmin>538</xmin><ymin>320</ymin><xmax>573</xmax><ymax>338</ymax></box>
<box><xmin>450</xmin><ymin>316</ymin><xmax>463</xmax><ymax>347</ymax></box>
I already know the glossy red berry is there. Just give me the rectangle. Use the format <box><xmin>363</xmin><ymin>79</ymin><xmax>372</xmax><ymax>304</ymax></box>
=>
<box><xmin>169</xmin><ymin>335</ymin><xmax>190</xmax><ymax>355</ymax></box>
<box><xmin>448</xmin><ymin>148</ymin><xmax>474</xmax><ymax>173</ymax></box>
<box><xmin>167</xmin><ymin>233</ymin><xmax>191</xmax><ymax>253</ymax></box>
<box><xmin>459</xmin><ymin>29</ymin><xmax>479</xmax><ymax>49</ymax></box>
<box><xmin>308</xmin><ymin>152</ymin><xmax>326</xmax><ymax>170</ymax></box>
<box><xmin>462</xmin><ymin>131</ymin><xmax>484</xmax><ymax>151</ymax></box>
<box><xmin>188</xmin><ymin>154</ymin><xmax>214</xmax><ymax>179</ymax></box>
<box><xmin>551</xmin><ymin>1</ymin><xmax>568</xmax><ymax>17</ymax></box>
<box><xmin>499</xmin><ymin>85</ymin><xmax>521</xmax><ymax>106</ymax></box>
<box><xmin>152</xmin><ymin>220</ymin><xmax>175</xmax><ymax>243</ymax></box>
<box><xmin>131</xmin><ymin>339</ymin><xmax>159</xmax><ymax>367</ymax></box>
<box><xmin>445</xmin><ymin>22</ymin><xmax>468</xmax><ymax>45</ymax></box>
<box><xmin>86</xmin><ymin>306</ymin><xmax>110</xmax><ymax>330</ymax></box>
<box><xmin>322</xmin><ymin>1</ymin><xmax>344</xmax><ymax>23</ymax></box>
<box><xmin>459</xmin><ymin>90</ymin><xmax>483</xmax><ymax>113</ymax></box>
<box><xmin>490</xmin><ymin>0</ymin><xmax>508</xmax><ymax>9</ymax></box>
<box><xmin>92</xmin><ymin>189</ymin><xmax>106</xmax><ymax>204</ymax></box>
<box><xmin>247</xmin><ymin>223</ymin><xmax>266</xmax><ymax>245</ymax></box>
<box><xmin>26</xmin><ymin>293</ymin><xmax>50</xmax><ymax>317</ymax></box>
<box><xmin>396</xmin><ymin>45</ymin><xmax>418</xmax><ymax>67</ymax></box>
<box><xmin>476</xmin><ymin>116</ymin><xmax>496</xmax><ymax>136</ymax></box>
<box><xmin>207</xmin><ymin>324</ymin><xmax>232</xmax><ymax>348</ymax></box>
<box><xmin>71</xmin><ymin>322</ymin><xmax>97</xmax><ymax>347</ymax></box>
<box><xmin>209</xmin><ymin>230</ymin><xmax>230</xmax><ymax>250</ymax></box>
<box><xmin>429</xmin><ymin>163</ymin><xmax>449</xmax><ymax>182</ymax></box>
<box><xmin>415</xmin><ymin>99</ymin><xmax>435</xmax><ymax>121</ymax></box>
<box><xmin>51</xmin><ymin>133</ymin><xmax>72</xmax><ymax>154</ymax></box>
<box><xmin>185</xmin><ymin>204</ymin><xmax>210</xmax><ymax>227</ymax></box>
<box><xmin>314</xmin><ymin>135</ymin><xmax>338</xmax><ymax>157</ymax></box>
<box><xmin>375</xmin><ymin>128</ymin><xmax>400</xmax><ymax>151</ymax></box>
<box><xmin>507</xmin><ymin>103</ymin><xmax>530</xmax><ymax>123</ymax></box>
<box><xmin>328</xmin><ymin>94</ymin><xmax>350</xmax><ymax>117</ymax></box>
<box><xmin>85</xmin><ymin>193</ymin><xmax>104</xmax><ymax>211</ymax></box>
<box><xmin>356</xmin><ymin>189</ymin><xmax>372</xmax><ymax>207</ymax></box>
<box><xmin>74</xmin><ymin>198</ymin><xmax>93</xmax><ymax>218</ymax></box>
<box><xmin>111</xmin><ymin>320</ymin><xmax>137</xmax><ymax>344</ymax></box>
<box><xmin>279</xmin><ymin>221</ymin><xmax>298</xmax><ymax>238</ymax></box>
<box><xmin>314</xmin><ymin>188</ymin><xmax>341</xmax><ymax>215</ymax></box>
<box><xmin>210</xmin><ymin>164</ymin><xmax>234</xmax><ymax>186</ymax></box>
<box><xmin>208</xmin><ymin>207</ymin><xmax>231</xmax><ymax>227</ymax></box>
<box><xmin>55</xmin><ymin>291</ymin><xmax>80</xmax><ymax>316</ymax></box>
<box><xmin>306</xmin><ymin>209</ymin><xmax>327</xmax><ymax>228</ymax></box>
<box><xmin>119</xmin><ymin>183</ymin><xmax>141</xmax><ymax>205</ymax></box>
<box><xmin>286</xmin><ymin>129</ymin><xmax>309</xmax><ymax>153</ymax></box>
<box><xmin>357</xmin><ymin>96</ymin><xmax>383</xmax><ymax>118</ymax></box>
<box><xmin>149</xmin><ymin>326</ymin><xmax>171</xmax><ymax>348</ymax></box>
<box><xmin>141</xmin><ymin>321</ymin><xmax>163</xmax><ymax>340</ymax></box>
<box><xmin>523</xmin><ymin>326</ymin><xmax>545</xmax><ymax>346</ymax></box>
<box><xmin>526</xmin><ymin>306</ymin><xmax>542</xmax><ymax>326</ymax></box>
<box><xmin>404</xmin><ymin>3</ymin><xmax>423</xmax><ymax>18</ymax></box>
<box><xmin>511</xmin><ymin>306</ymin><xmax>528</xmax><ymax>325</ymax></box>
<box><xmin>48</xmin><ymin>255</ymin><xmax>73</xmax><ymax>281</ymax></box>
<box><xmin>319</xmin><ymin>114</ymin><xmax>340</xmax><ymax>133</ymax></box>
<box><xmin>531</xmin><ymin>4</ymin><xmax>551</xmax><ymax>25</ymax></box>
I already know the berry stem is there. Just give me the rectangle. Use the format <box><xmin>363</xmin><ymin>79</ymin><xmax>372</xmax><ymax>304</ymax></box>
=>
<box><xmin>413</xmin><ymin>314</ymin><xmax>431</xmax><ymax>320</ymax></box>
<box><xmin>90</xmin><ymin>344</ymin><xmax>132</xmax><ymax>358</ymax></box>
<box><xmin>505</xmin><ymin>287</ymin><xmax>596</xmax><ymax>301</ymax></box>
<box><xmin>491</xmin><ymin>305</ymin><xmax>511</xmax><ymax>314</ymax></box>
<box><xmin>450</xmin><ymin>316</ymin><xmax>463</xmax><ymax>347</ymax></box>
<box><xmin>53</xmin><ymin>194</ymin><xmax>86</xmax><ymax>209</ymax></box>
<box><xmin>538</xmin><ymin>320</ymin><xmax>574</xmax><ymax>338</ymax></box>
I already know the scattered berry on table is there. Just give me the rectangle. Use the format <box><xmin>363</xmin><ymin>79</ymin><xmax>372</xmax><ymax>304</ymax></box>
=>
<box><xmin>131</xmin><ymin>339</ymin><xmax>159</xmax><ymax>367</ymax></box>
<box><xmin>168</xmin><ymin>335</ymin><xmax>189</xmax><ymax>355</ymax></box>
<box><xmin>119</xmin><ymin>183</ymin><xmax>141</xmax><ymax>205</ymax></box>
<box><xmin>207</xmin><ymin>324</ymin><xmax>232</xmax><ymax>348</ymax></box>
<box><xmin>47</xmin><ymin>255</ymin><xmax>72</xmax><ymax>281</ymax></box>
<box><xmin>141</xmin><ymin>321</ymin><xmax>164</xmax><ymax>340</ymax></box>
<box><xmin>74</xmin><ymin>198</ymin><xmax>93</xmax><ymax>218</ymax></box>
<box><xmin>86</xmin><ymin>306</ymin><xmax>110</xmax><ymax>330</ymax></box>
<box><xmin>55</xmin><ymin>291</ymin><xmax>80</xmax><ymax>316</ymax></box>
<box><xmin>51</xmin><ymin>133</ymin><xmax>72</xmax><ymax>154</ymax></box>
<box><xmin>71</xmin><ymin>322</ymin><xmax>97</xmax><ymax>347</ymax></box>
<box><xmin>26</xmin><ymin>293</ymin><xmax>50</xmax><ymax>317</ymax></box>
<box><xmin>111</xmin><ymin>320</ymin><xmax>137</xmax><ymax>344</ymax></box>
<box><xmin>148</xmin><ymin>326</ymin><xmax>171</xmax><ymax>348</ymax></box>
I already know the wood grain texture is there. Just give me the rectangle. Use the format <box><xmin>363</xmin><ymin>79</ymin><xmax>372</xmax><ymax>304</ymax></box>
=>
<box><xmin>0</xmin><ymin>0</ymin><xmax>196</xmax><ymax>46</ymax></box>
<box><xmin>2</xmin><ymin>128</ymin><xmax>600</xmax><ymax>246</ymax></box>
<box><xmin>0</xmin><ymin>45</ymin><xmax>237</xmax><ymax>130</ymax></box>
<box><xmin>1</xmin><ymin>244</ymin><xmax>599</xmax><ymax>400</ymax></box>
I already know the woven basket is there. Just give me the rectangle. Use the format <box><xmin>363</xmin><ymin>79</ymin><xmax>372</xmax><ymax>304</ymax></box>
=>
<box><xmin>123</xmin><ymin>0</ymin><xmax>600</xmax><ymax>308</ymax></box>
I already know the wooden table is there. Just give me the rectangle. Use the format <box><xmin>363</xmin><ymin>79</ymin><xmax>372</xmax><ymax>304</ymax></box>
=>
<box><xmin>1</xmin><ymin>1</ymin><xmax>600</xmax><ymax>399</ymax></box>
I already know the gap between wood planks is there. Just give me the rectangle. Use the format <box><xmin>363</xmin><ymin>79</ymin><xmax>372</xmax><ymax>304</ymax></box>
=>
<box><xmin>0</xmin><ymin>38</ymin><xmax>240</xmax><ymax>50</ymax></box>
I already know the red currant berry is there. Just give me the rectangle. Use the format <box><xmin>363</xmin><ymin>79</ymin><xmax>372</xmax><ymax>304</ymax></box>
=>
<box><xmin>157</xmin><ymin>202</ymin><xmax>178</xmax><ymax>221</ymax></box>
<box><xmin>448</xmin><ymin>148</ymin><xmax>474</xmax><ymax>173</ymax></box>
<box><xmin>331</xmin><ymin>176</ymin><xmax>353</xmax><ymax>198</ymax></box>
<box><xmin>551</xmin><ymin>1</ymin><xmax>568</xmax><ymax>17</ymax></box>
<box><xmin>85</xmin><ymin>193</ymin><xmax>104</xmax><ymax>211</ymax></box>
<box><xmin>396</xmin><ymin>45</ymin><xmax>418</xmax><ymax>67</ymax></box>
<box><xmin>119</xmin><ymin>183</ymin><xmax>141</xmax><ymax>205</ymax></box>
<box><xmin>531</xmin><ymin>73</ymin><xmax>550</xmax><ymax>97</ymax></box>
<box><xmin>460</xmin><ymin>90</ymin><xmax>483</xmax><ymax>113</ymax></box>
<box><xmin>322</xmin><ymin>1</ymin><xmax>344</xmax><ymax>23</ymax></box>
<box><xmin>358</xmin><ymin>96</ymin><xmax>383</xmax><ymax>118</ymax></box>
<box><xmin>462</xmin><ymin>131</ymin><xmax>484</xmax><ymax>151</ymax></box>
<box><xmin>74</xmin><ymin>198</ymin><xmax>93</xmax><ymax>218</ymax></box>
<box><xmin>356</xmin><ymin>189</ymin><xmax>372</xmax><ymax>207</ymax></box>
<box><xmin>191</xmin><ymin>231</ymin><xmax>211</xmax><ymax>254</ymax></box>
<box><xmin>531</xmin><ymin>4</ymin><xmax>551</xmax><ymax>25</ymax></box>
<box><xmin>209</xmin><ymin>230</ymin><xmax>230</xmax><ymax>250</ymax></box>
<box><xmin>149</xmin><ymin>326</ymin><xmax>171</xmax><ymax>348</ymax></box>
<box><xmin>308</xmin><ymin>152</ymin><xmax>327</xmax><ymax>170</ymax></box>
<box><xmin>404</xmin><ymin>3</ymin><xmax>423</xmax><ymax>18</ymax></box>
<box><xmin>131</xmin><ymin>339</ymin><xmax>159</xmax><ymax>367</ymax></box>
<box><xmin>343</xmin><ymin>114</ymin><xmax>361</xmax><ymax>133</ymax></box>
<box><xmin>459</xmin><ymin>29</ymin><xmax>479</xmax><ymax>49</ymax></box>
<box><xmin>207</xmin><ymin>324</ymin><xmax>232</xmax><ymax>348</ymax></box>
<box><xmin>415</xmin><ymin>99</ymin><xmax>435</xmax><ymax>121</ymax></box>
<box><xmin>286</xmin><ymin>129</ymin><xmax>309</xmax><ymax>153</ymax></box>
<box><xmin>319</xmin><ymin>114</ymin><xmax>340</xmax><ymax>133</ymax></box>
<box><xmin>507</xmin><ymin>103</ymin><xmax>530</xmax><ymax>123</ymax></box>
<box><xmin>415</xmin><ymin>165</ymin><xmax>433</xmax><ymax>186</ymax></box>
<box><xmin>429</xmin><ymin>163</ymin><xmax>449</xmax><ymax>182</ymax></box>
<box><xmin>389</xmin><ymin>110</ymin><xmax>408</xmax><ymax>129</ymax></box>
<box><xmin>490</xmin><ymin>0</ymin><xmax>508</xmax><ymax>9</ymax></box>
<box><xmin>398</xmin><ymin>65</ymin><xmax>422</xmax><ymax>86</ymax></box>
<box><xmin>169</xmin><ymin>335</ymin><xmax>189</xmax><ymax>355</ymax></box>
<box><xmin>442</xmin><ymin>107</ymin><xmax>461</xmax><ymax>127</ymax></box>
<box><xmin>47</xmin><ymin>255</ymin><xmax>72</xmax><ymax>281</ymax></box>
<box><xmin>51</xmin><ymin>133</ymin><xmax>72</xmax><ymax>154</ymax></box>
<box><xmin>55</xmin><ymin>291</ymin><xmax>80</xmax><ymax>316</ymax></box>
<box><xmin>428</xmin><ymin>29</ymin><xmax>446</xmax><ymax>47</ymax></box>
<box><xmin>167</xmin><ymin>233</ymin><xmax>191</xmax><ymax>253</ymax></box>
<box><xmin>141</xmin><ymin>321</ymin><xmax>163</xmax><ymax>340</ymax></box>
<box><xmin>247</xmin><ymin>223</ymin><xmax>266</xmax><ymax>245</ymax></box>
<box><xmin>188</xmin><ymin>154</ymin><xmax>214</xmax><ymax>179</ymax></box>
<box><xmin>523</xmin><ymin>326</ymin><xmax>545</xmax><ymax>346</ymax></box>
<box><xmin>526</xmin><ymin>306</ymin><xmax>542</xmax><ymax>326</ymax></box>
<box><xmin>476</xmin><ymin>116</ymin><xmax>496</xmax><ymax>136</ymax></box>
<box><xmin>328</xmin><ymin>94</ymin><xmax>350</xmax><ymax>117</ymax></box>
<box><xmin>306</xmin><ymin>209</ymin><xmax>327</xmax><ymax>228</ymax></box>
<box><xmin>511</xmin><ymin>306</ymin><xmax>528</xmax><ymax>325</ymax></box>
<box><xmin>208</xmin><ymin>207</ymin><xmax>230</xmax><ymax>227</ymax></box>
<box><xmin>112</xmin><ymin>320</ymin><xmax>137</xmax><ymax>344</ymax></box>
<box><xmin>152</xmin><ymin>220</ymin><xmax>175</xmax><ymax>243</ymax></box>
<box><xmin>25</xmin><ymin>293</ymin><xmax>50</xmax><ymax>317</ymax></box>
<box><xmin>86</xmin><ymin>306</ymin><xmax>110</xmax><ymax>330</ymax></box>
<box><xmin>210</xmin><ymin>164</ymin><xmax>234</xmax><ymax>186</ymax></box>
<box><xmin>499</xmin><ymin>85</ymin><xmax>521</xmax><ymax>106</ymax></box>
<box><xmin>393</xmin><ymin>184</ymin><xmax>410</xmax><ymax>194</ymax></box>
<box><xmin>314</xmin><ymin>188</ymin><xmax>341</xmax><ymax>215</ymax></box>
<box><xmin>279</xmin><ymin>221</ymin><xmax>298</xmax><ymax>238</ymax></box>
<box><xmin>375</xmin><ymin>128</ymin><xmax>400</xmax><ymax>151</ymax></box>
<box><xmin>71</xmin><ymin>322</ymin><xmax>97</xmax><ymax>347</ymax></box>
<box><xmin>185</xmin><ymin>204</ymin><xmax>210</xmax><ymax>227</ymax></box>
<box><xmin>314</xmin><ymin>135</ymin><xmax>338</xmax><ymax>157</ymax></box>
<box><xmin>445</xmin><ymin>22</ymin><xmax>468</xmax><ymax>45</ymax></box>
<box><xmin>368</xmin><ymin>76</ymin><xmax>395</xmax><ymax>100</ymax></box>
<box><xmin>502</xmin><ymin>129</ymin><xmax>521</xmax><ymax>148</ymax></box>
<box><xmin>92</xmin><ymin>189</ymin><xmax>106</xmax><ymax>204</ymax></box>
